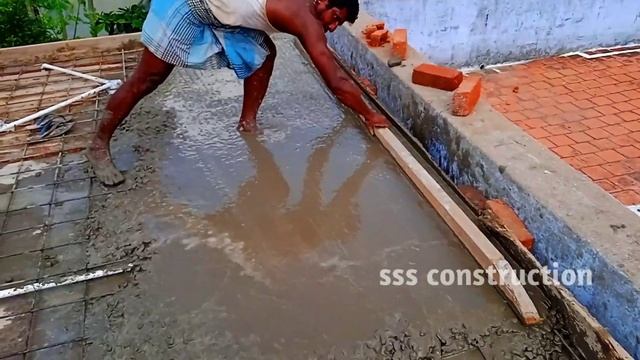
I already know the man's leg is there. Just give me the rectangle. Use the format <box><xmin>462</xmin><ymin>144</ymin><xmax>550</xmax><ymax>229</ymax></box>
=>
<box><xmin>237</xmin><ymin>38</ymin><xmax>277</xmax><ymax>132</ymax></box>
<box><xmin>87</xmin><ymin>48</ymin><xmax>174</xmax><ymax>186</ymax></box>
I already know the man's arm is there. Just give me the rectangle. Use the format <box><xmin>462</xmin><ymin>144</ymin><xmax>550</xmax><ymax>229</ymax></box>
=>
<box><xmin>298</xmin><ymin>27</ymin><xmax>388</xmax><ymax>131</ymax></box>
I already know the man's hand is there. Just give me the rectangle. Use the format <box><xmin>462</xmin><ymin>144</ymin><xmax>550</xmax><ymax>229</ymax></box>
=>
<box><xmin>362</xmin><ymin>112</ymin><xmax>390</xmax><ymax>135</ymax></box>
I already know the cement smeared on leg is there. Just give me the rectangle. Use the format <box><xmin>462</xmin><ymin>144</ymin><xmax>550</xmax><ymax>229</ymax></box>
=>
<box><xmin>85</xmin><ymin>147</ymin><xmax>125</xmax><ymax>186</ymax></box>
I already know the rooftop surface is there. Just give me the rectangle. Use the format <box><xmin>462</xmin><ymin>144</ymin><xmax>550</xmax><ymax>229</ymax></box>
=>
<box><xmin>478</xmin><ymin>51</ymin><xmax>640</xmax><ymax>214</ymax></box>
<box><xmin>0</xmin><ymin>36</ymin><xmax>578</xmax><ymax>359</ymax></box>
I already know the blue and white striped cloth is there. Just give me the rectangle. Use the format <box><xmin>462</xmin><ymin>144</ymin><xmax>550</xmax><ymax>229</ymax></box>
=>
<box><xmin>141</xmin><ymin>0</ymin><xmax>271</xmax><ymax>79</ymax></box>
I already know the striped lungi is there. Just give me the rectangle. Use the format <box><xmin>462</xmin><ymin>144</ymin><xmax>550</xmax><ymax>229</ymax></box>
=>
<box><xmin>141</xmin><ymin>0</ymin><xmax>271</xmax><ymax>79</ymax></box>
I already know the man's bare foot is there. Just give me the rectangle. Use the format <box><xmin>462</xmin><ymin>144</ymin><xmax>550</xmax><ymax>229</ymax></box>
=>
<box><xmin>85</xmin><ymin>141</ymin><xmax>125</xmax><ymax>186</ymax></box>
<box><xmin>237</xmin><ymin>118</ymin><xmax>257</xmax><ymax>133</ymax></box>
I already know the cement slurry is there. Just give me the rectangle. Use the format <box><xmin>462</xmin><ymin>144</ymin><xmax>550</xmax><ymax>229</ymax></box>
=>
<box><xmin>80</xmin><ymin>37</ymin><xmax>571</xmax><ymax>359</ymax></box>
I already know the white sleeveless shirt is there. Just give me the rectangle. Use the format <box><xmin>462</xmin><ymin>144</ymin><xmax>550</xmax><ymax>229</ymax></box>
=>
<box><xmin>205</xmin><ymin>0</ymin><xmax>278</xmax><ymax>34</ymax></box>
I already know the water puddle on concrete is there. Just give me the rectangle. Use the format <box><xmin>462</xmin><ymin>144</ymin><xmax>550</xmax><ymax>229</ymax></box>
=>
<box><xmin>83</xmin><ymin>38</ymin><xmax>570</xmax><ymax>359</ymax></box>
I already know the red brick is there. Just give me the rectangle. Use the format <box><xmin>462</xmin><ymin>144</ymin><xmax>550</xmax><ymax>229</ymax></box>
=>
<box><xmin>618</xmin><ymin>112</ymin><xmax>640</xmax><ymax>122</ymax></box>
<box><xmin>526</xmin><ymin>128</ymin><xmax>551</xmax><ymax>139</ymax></box>
<box><xmin>568</xmin><ymin>154</ymin><xmax>606</xmax><ymax>168</ymax></box>
<box><xmin>540</xmin><ymin>106</ymin><xmax>563</xmax><ymax>116</ymax></box>
<box><xmin>571</xmin><ymin>142</ymin><xmax>599</xmax><ymax>154</ymax></box>
<box><xmin>586</xmin><ymin>87</ymin><xmax>609</xmax><ymax>97</ymax></box>
<box><xmin>613</xmin><ymin>102</ymin><xmax>636</xmax><ymax>112</ymax></box>
<box><xmin>612</xmin><ymin>190</ymin><xmax>640</xmax><ymax>205</ymax></box>
<box><xmin>531</xmin><ymin>81</ymin><xmax>551</xmax><ymax>90</ymax></box>
<box><xmin>566</xmin><ymin>132</ymin><xmax>593</xmax><ymax>143</ymax></box>
<box><xmin>548</xmin><ymin>135</ymin><xmax>574</xmax><ymax>146</ymax></box>
<box><xmin>566</xmin><ymin>114</ymin><xmax>588</xmax><ymax>124</ymax></box>
<box><xmin>595</xmin><ymin>105</ymin><xmax>620</xmax><ymax>115</ymax></box>
<box><xmin>458</xmin><ymin>185</ymin><xmax>488</xmax><ymax>211</ymax></box>
<box><xmin>610</xmin><ymin>176</ymin><xmax>640</xmax><ymax>189</ymax></box>
<box><xmin>412</xmin><ymin>63</ymin><xmax>463</xmax><ymax>91</ymax></box>
<box><xmin>618</xmin><ymin>146</ymin><xmax>640</xmax><ymax>158</ymax></box>
<box><xmin>552</xmin><ymin>146</ymin><xmax>580</xmax><ymax>158</ymax></box>
<box><xmin>538</xmin><ymin>138</ymin><xmax>555</xmax><ymax>148</ymax></box>
<box><xmin>604</xmin><ymin>125</ymin><xmax>629</xmax><ymax>136</ymax></box>
<box><xmin>597</xmin><ymin>149</ymin><xmax>625</xmax><ymax>162</ymax></box>
<box><xmin>621</xmin><ymin>90</ymin><xmax>640</xmax><ymax>100</ymax></box>
<box><xmin>574</xmin><ymin>99</ymin><xmax>595</xmax><ymax>109</ymax></box>
<box><xmin>603</xmin><ymin>161</ymin><xmax>635</xmax><ymax>176</ymax></box>
<box><xmin>485</xmin><ymin>199</ymin><xmax>534</xmax><ymax>250</ymax></box>
<box><xmin>362</xmin><ymin>21</ymin><xmax>384</xmax><ymax>37</ymax></box>
<box><xmin>591</xmin><ymin>96</ymin><xmax>613</xmax><ymax>106</ymax></box>
<box><xmin>452</xmin><ymin>76</ymin><xmax>482</xmax><ymax>116</ymax></box>
<box><xmin>582</xmin><ymin>165</ymin><xmax>613</xmax><ymax>180</ymax></box>
<box><xmin>625</xmin><ymin>158</ymin><xmax>640</xmax><ymax>169</ymax></box>
<box><xmin>559</xmin><ymin>68</ymin><xmax>578</xmax><ymax>76</ymax></box>
<box><xmin>520</xmin><ymin>100</ymin><xmax>540</xmax><ymax>110</ymax></box>
<box><xmin>599</xmin><ymin>114</ymin><xmax>623</xmax><ymax>125</ymax></box>
<box><xmin>506</xmin><ymin>111</ymin><xmax>526</xmax><ymax>121</ymax></box>
<box><xmin>368</xmin><ymin>29</ymin><xmax>389</xmax><ymax>47</ymax></box>
<box><xmin>563</xmin><ymin>122</ymin><xmax>588</xmax><ymax>132</ymax></box>
<box><xmin>546</xmin><ymin>116</ymin><xmax>565</xmax><ymax>125</ymax></box>
<box><xmin>546</xmin><ymin>125</ymin><xmax>570</xmax><ymax>135</ymax></box>
<box><xmin>612</xmin><ymin>74</ymin><xmax>634</xmax><ymax>82</ymax></box>
<box><xmin>630</xmin><ymin>132</ymin><xmax>640</xmax><ymax>142</ymax></box>
<box><xmin>585</xmin><ymin>128</ymin><xmax>610</xmax><ymax>139</ymax></box>
<box><xmin>580</xmin><ymin>108</ymin><xmax>604</xmax><ymax>119</ymax></box>
<box><xmin>391</xmin><ymin>29</ymin><xmax>408</xmax><ymax>60</ymax></box>
<box><xmin>565</xmin><ymin>82</ymin><xmax>587</xmax><ymax>92</ymax></box>
<box><xmin>581</xmin><ymin>118</ymin><xmax>606</xmax><ymax>129</ymax></box>
<box><xmin>362</xmin><ymin>25</ymin><xmax>378</xmax><ymax>38</ymax></box>
<box><xmin>597</xmin><ymin>76</ymin><xmax>618</xmax><ymax>85</ymax></box>
<box><xmin>555</xmin><ymin>94</ymin><xmax>574</xmax><ymax>103</ymax></box>
<box><xmin>557</xmin><ymin>102</ymin><xmax>581</xmax><ymax>112</ymax></box>
<box><xmin>522</xmin><ymin>118</ymin><xmax>546</xmax><ymax>129</ymax></box>
<box><xmin>592</xmin><ymin>139</ymin><xmax>617</xmax><ymax>150</ymax></box>
<box><xmin>607</xmin><ymin>93</ymin><xmax>629</xmax><ymax>102</ymax></box>
<box><xmin>595</xmin><ymin>180</ymin><xmax>620</xmax><ymax>192</ymax></box>
<box><xmin>622</xmin><ymin>122</ymin><xmax>640</xmax><ymax>132</ymax></box>
<box><xmin>629</xmin><ymin>71</ymin><xmax>640</xmax><ymax>80</ymax></box>
<box><xmin>544</xmin><ymin>71</ymin><xmax>563</xmax><ymax>79</ymax></box>
<box><xmin>612</xmin><ymin>135</ymin><xmax>636</xmax><ymax>146</ymax></box>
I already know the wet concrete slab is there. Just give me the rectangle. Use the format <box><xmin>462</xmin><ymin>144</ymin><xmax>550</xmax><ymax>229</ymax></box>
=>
<box><xmin>78</xmin><ymin>37</ymin><xmax>571</xmax><ymax>359</ymax></box>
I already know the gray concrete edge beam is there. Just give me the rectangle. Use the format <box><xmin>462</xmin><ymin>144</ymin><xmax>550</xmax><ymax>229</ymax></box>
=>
<box><xmin>328</xmin><ymin>13</ymin><xmax>640</xmax><ymax>358</ymax></box>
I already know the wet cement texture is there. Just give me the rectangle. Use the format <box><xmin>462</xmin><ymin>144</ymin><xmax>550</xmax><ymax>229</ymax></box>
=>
<box><xmin>1</xmin><ymin>37</ymin><xmax>572</xmax><ymax>359</ymax></box>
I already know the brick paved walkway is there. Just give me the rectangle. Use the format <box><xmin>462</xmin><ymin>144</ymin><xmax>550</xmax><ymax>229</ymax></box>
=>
<box><xmin>479</xmin><ymin>53</ymin><xmax>640</xmax><ymax>207</ymax></box>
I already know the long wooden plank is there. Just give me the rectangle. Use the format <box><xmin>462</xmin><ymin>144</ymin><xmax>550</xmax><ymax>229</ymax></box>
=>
<box><xmin>375</xmin><ymin>127</ymin><xmax>542</xmax><ymax>325</ymax></box>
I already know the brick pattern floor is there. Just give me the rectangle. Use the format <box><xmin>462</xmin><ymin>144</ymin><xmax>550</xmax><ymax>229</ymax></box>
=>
<box><xmin>480</xmin><ymin>53</ymin><xmax>640</xmax><ymax>206</ymax></box>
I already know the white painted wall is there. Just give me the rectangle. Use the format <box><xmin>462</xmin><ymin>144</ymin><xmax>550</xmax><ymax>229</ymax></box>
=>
<box><xmin>361</xmin><ymin>0</ymin><xmax>640</xmax><ymax>66</ymax></box>
<box><xmin>92</xmin><ymin>0</ymin><xmax>138</xmax><ymax>12</ymax></box>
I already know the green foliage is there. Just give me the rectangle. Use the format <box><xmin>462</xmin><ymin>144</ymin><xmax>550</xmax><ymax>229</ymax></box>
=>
<box><xmin>94</xmin><ymin>3</ymin><xmax>148</xmax><ymax>36</ymax></box>
<box><xmin>0</xmin><ymin>0</ymin><xmax>60</xmax><ymax>48</ymax></box>
<box><xmin>84</xmin><ymin>9</ymin><xmax>104</xmax><ymax>38</ymax></box>
<box><xmin>36</xmin><ymin>0</ymin><xmax>74</xmax><ymax>40</ymax></box>
<box><xmin>0</xmin><ymin>0</ymin><xmax>148</xmax><ymax>48</ymax></box>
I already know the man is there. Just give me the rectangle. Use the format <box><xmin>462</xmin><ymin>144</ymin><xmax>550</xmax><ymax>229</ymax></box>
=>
<box><xmin>87</xmin><ymin>0</ymin><xmax>389</xmax><ymax>186</ymax></box>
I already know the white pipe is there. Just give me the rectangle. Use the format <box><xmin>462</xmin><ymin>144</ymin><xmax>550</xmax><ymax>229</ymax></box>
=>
<box><xmin>0</xmin><ymin>264</ymin><xmax>133</xmax><ymax>299</ymax></box>
<box><xmin>41</xmin><ymin>63</ymin><xmax>110</xmax><ymax>84</ymax></box>
<box><xmin>0</xmin><ymin>81</ymin><xmax>118</xmax><ymax>132</ymax></box>
<box><xmin>561</xmin><ymin>44</ymin><xmax>640</xmax><ymax>59</ymax></box>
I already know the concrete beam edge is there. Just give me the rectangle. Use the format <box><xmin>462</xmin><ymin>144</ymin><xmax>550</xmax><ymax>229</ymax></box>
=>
<box><xmin>328</xmin><ymin>13</ymin><xmax>640</xmax><ymax>358</ymax></box>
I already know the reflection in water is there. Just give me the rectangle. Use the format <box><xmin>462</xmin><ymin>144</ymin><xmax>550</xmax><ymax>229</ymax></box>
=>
<box><xmin>202</xmin><ymin>121</ymin><xmax>378</xmax><ymax>258</ymax></box>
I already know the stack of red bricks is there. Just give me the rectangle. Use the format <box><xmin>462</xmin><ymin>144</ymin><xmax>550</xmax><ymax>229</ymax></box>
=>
<box><xmin>362</xmin><ymin>21</ymin><xmax>409</xmax><ymax>61</ymax></box>
<box><xmin>361</xmin><ymin>21</ymin><xmax>481</xmax><ymax>116</ymax></box>
<box><xmin>412</xmin><ymin>64</ymin><xmax>483</xmax><ymax>116</ymax></box>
